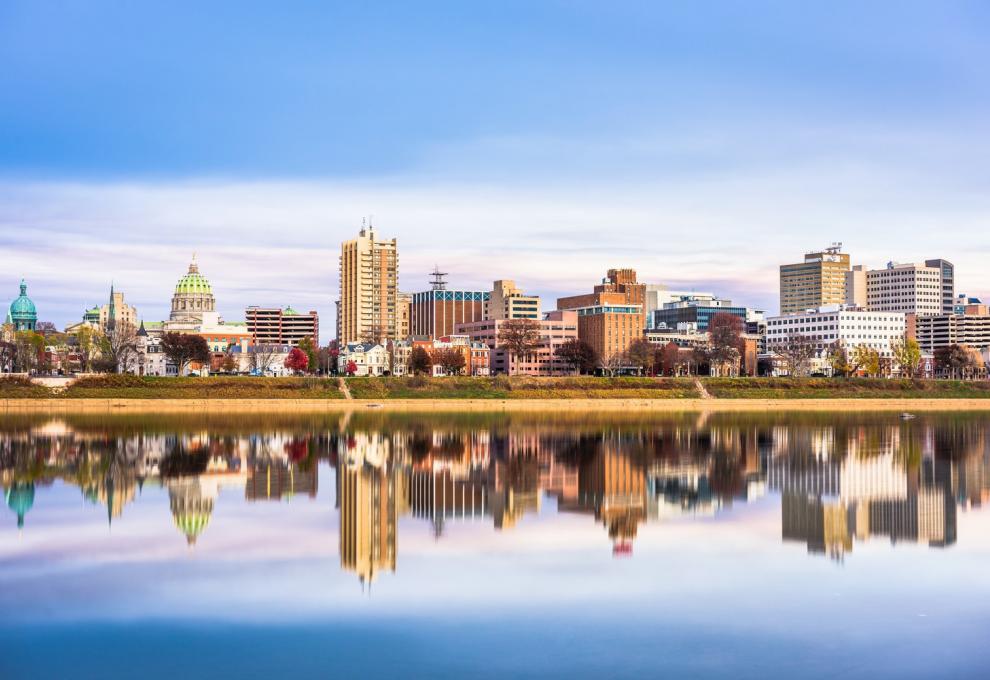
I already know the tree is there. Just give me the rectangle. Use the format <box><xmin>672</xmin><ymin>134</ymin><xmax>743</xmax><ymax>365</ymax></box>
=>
<box><xmin>555</xmin><ymin>339</ymin><xmax>597</xmax><ymax>375</ymax></box>
<box><xmin>284</xmin><ymin>347</ymin><xmax>309</xmax><ymax>374</ymax></box>
<box><xmin>934</xmin><ymin>343</ymin><xmax>981</xmax><ymax>380</ymax></box>
<box><xmin>625</xmin><ymin>338</ymin><xmax>655</xmax><ymax>376</ymax></box>
<box><xmin>497</xmin><ymin>319</ymin><xmax>542</xmax><ymax>375</ymax></box>
<box><xmin>14</xmin><ymin>331</ymin><xmax>45</xmax><ymax>373</ymax></box>
<box><xmin>774</xmin><ymin>334</ymin><xmax>815</xmax><ymax>377</ymax></box>
<box><xmin>345</xmin><ymin>359</ymin><xmax>358</xmax><ymax>376</ymax></box>
<box><xmin>708</xmin><ymin>312</ymin><xmax>744</xmax><ymax>368</ymax></box>
<box><xmin>659</xmin><ymin>341</ymin><xmax>682</xmax><ymax>376</ymax></box>
<box><xmin>851</xmin><ymin>344</ymin><xmax>881</xmax><ymax>377</ymax></box>
<box><xmin>827</xmin><ymin>342</ymin><xmax>852</xmax><ymax>377</ymax></box>
<box><xmin>98</xmin><ymin>322</ymin><xmax>139</xmax><ymax>373</ymax></box>
<box><xmin>598</xmin><ymin>351</ymin><xmax>625</xmax><ymax>377</ymax></box>
<box><xmin>434</xmin><ymin>347</ymin><xmax>466</xmax><ymax>376</ymax></box>
<box><xmin>319</xmin><ymin>342</ymin><xmax>340</xmax><ymax>375</ymax></box>
<box><xmin>72</xmin><ymin>326</ymin><xmax>100</xmax><ymax>373</ymax></box>
<box><xmin>361</xmin><ymin>324</ymin><xmax>386</xmax><ymax>345</ymax></box>
<box><xmin>35</xmin><ymin>321</ymin><xmax>58</xmax><ymax>336</ymax></box>
<box><xmin>221</xmin><ymin>350</ymin><xmax>238</xmax><ymax>374</ymax></box>
<box><xmin>0</xmin><ymin>340</ymin><xmax>15</xmax><ymax>373</ymax></box>
<box><xmin>161</xmin><ymin>332</ymin><xmax>211</xmax><ymax>376</ymax></box>
<box><xmin>409</xmin><ymin>346</ymin><xmax>433</xmax><ymax>375</ymax></box>
<box><xmin>891</xmin><ymin>335</ymin><xmax>922</xmax><ymax>378</ymax></box>
<box><xmin>297</xmin><ymin>337</ymin><xmax>319</xmax><ymax>374</ymax></box>
<box><xmin>251</xmin><ymin>343</ymin><xmax>279</xmax><ymax>375</ymax></box>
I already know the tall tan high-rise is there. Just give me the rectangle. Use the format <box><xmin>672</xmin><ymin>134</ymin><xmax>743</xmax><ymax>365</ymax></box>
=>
<box><xmin>779</xmin><ymin>246</ymin><xmax>850</xmax><ymax>315</ymax></box>
<box><xmin>337</xmin><ymin>223</ymin><xmax>398</xmax><ymax>344</ymax></box>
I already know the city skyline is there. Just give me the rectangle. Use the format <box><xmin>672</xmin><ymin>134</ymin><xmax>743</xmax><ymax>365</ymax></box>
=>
<box><xmin>2</xmin><ymin>236</ymin><xmax>984</xmax><ymax>347</ymax></box>
<box><xmin>3</xmin><ymin>3</ymin><xmax>989</xmax><ymax>340</ymax></box>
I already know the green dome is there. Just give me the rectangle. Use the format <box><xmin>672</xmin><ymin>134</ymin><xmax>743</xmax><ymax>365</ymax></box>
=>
<box><xmin>6</xmin><ymin>482</ymin><xmax>35</xmax><ymax>529</ymax></box>
<box><xmin>9</xmin><ymin>279</ymin><xmax>37</xmax><ymax>327</ymax></box>
<box><xmin>174</xmin><ymin>259</ymin><xmax>213</xmax><ymax>295</ymax></box>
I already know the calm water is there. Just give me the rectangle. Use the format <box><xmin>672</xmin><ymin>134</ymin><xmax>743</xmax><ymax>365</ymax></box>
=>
<box><xmin>2</xmin><ymin>410</ymin><xmax>989</xmax><ymax>679</ymax></box>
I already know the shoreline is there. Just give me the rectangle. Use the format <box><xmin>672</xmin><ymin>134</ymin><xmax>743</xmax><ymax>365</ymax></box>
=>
<box><xmin>4</xmin><ymin>397</ymin><xmax>990</xmax><ymax>413</ymax></box>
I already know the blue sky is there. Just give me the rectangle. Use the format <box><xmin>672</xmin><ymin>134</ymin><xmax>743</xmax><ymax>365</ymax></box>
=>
<box><xmin>2</xmin><ymin>1</ymin><xmax>989</xmax><ymax>339</ymax></box>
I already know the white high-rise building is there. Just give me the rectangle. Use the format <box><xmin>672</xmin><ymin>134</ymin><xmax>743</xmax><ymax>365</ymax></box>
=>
<box><xmin>865</xmin><ymin>260</ymin><xmax>954</xmax><ymax>316</ymax></box>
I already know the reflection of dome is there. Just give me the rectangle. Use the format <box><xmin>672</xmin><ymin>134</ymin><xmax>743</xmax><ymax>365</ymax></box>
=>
<box><xmin>169</xmin><ymin>256</ymin><xmax>216</xmax><ymax>324</ymax></box>
<box><xmin>8</xmin><ymin>279</ymin><xmax>38</xmax><ymax>331</ymax></box>
<box><xmin>6</xmin><ymin>482</ymin><xmax>35</xmax><ymax>529</ymax></box>
<box><xmin>169</xmin><ymin>481</ymin><xmax>214</xmax><ymax>546</ymax></box>
<box><xmin>173</xmin><ymin>508</ymin><xmax>212</xmax><ymax>546</ymax></box>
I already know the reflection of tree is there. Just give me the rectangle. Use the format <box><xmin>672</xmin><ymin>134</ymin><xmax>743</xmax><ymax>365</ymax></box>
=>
<box><xmin>709</xmin><ymin>451</ymin><xmax>744</xmax><ymax>500</ymax></box>
<box><xmin>433</xmin><ymin>434</ymin><xmax>465</xmax><ymax>460</ymax></box>
<box><xmin>159</xmin><ymin>444</ymin><xmax>210</xmax><ymax>478</ymax></box>
<box><xmin>408</xmin><ymin>431</ymin><xmax>433</xmax><ymax>461</ymax></box>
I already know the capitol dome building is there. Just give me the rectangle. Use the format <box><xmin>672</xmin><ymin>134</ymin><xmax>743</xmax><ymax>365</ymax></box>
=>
<box><xmin>7</xmin><ymin>279</ymin><xmax>38</xmax><ymax>332</ymax></box>
<box><xmin>170</xmin><ymin>256</ymin><xmax>215</xmax><ymax>325</ymax></box>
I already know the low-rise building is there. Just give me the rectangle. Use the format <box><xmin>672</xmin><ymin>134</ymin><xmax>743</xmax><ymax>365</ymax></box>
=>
<box><xmin>457</xmin><ymin>310</ymin><xmax>579</xmax><ymax>375</ymax></box>
<box><xmin>199</xmin><ymin>313</ymin><xmax>253</xmax><ymax>353</ymax></box>
<box><xmin>652</xmin><ymin>293</ymin><xmax>748</xmax><ymax>332</ymax></box>
<box><xmin>338</xmin><ymin>342</ymin><xmax>390</xmax><ymax>376</ymax></box>
<box><xmin>912</xmin><ymin>305</ymin><xmax>990</xmax><ymax>353</ymax></box>
<box><xmin>485</xmin><ymin>280</ymin><xmax>540</xmax><ymax>320</ymax></box>
<box><xmin>766</xmin><ymin>305</ymin><xmax>906</xmax><ymax>360</ymax></box>
<box><xmin>246</xmin><ymin>306</ymin><xmax>319</xmax><ymax>347</ymax></box>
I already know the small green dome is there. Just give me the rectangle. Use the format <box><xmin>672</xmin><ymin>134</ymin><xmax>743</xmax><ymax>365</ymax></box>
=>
<box><xmin>174</xmin><ymin>259</ymin><xmax>213</xmax><ymax>295</ymax></box>
<box><xmin>6</xmin><ymin>482</ymin><xmax>35</xmax><ymax>529</ymax></box>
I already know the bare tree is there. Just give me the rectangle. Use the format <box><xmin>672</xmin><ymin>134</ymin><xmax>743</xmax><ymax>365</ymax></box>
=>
<box><xmin>0</xmin><ymin>340</ymin><xmax>15</xmax><ymax>373</ymax></box>
<box><xmin>361</xmin><ymin>324</ymin><xmax>386</xmax><ymax>346</ymax></box>
<box><xmin>774</xmin><ymin>334</ymin><xmax>815</xmax><ymax>377</ymax></box>
<box><xmin>100</xmin><ymin>322</ymin><xmax>139</xmax><ymax>373</ymax></box>
<box><xmin>251</xmin><ymin>343</ymin><xmax>280</xmax><ymax>375</ymax></box>
<box><xmin>598</xmin><ymin>351</ymin><xmax>625</xmax><ymax>377</ymax></box>
<box><xmin>497</xmin><ymin>319</ymin><xmax>542</xmax><ymax>375</ymax></box>
<box><xmin>625</xmin><ymin>338</ymin><xmax>655</xmax><ymax>375</ymax></box>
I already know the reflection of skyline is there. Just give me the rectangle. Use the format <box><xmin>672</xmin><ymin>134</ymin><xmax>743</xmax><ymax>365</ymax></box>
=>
<box><xmin>768</xmin><ymin>426</ymin><xmax>967</xmax><ymax>560</ymax></box>
<box><xmin>3</xmin><ymin>417</ymin><xmax>990</xmax><ymax>575</ymax></box>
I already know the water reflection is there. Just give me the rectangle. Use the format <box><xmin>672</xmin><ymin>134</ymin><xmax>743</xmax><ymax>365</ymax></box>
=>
<box><xmin>3</xmin><ymin>413</ymin><xmax>990</xmax><ymax>578</ymax></box>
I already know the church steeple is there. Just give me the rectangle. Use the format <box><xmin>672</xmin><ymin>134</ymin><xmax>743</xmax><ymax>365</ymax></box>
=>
<box><xmin>106</xmin><ymin>282</ymin><xmax>117</xmax><ymax>331</ymax></box>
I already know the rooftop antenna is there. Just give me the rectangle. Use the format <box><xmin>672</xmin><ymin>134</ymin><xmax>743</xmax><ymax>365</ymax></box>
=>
<box><xmin>429</xmin><ymin>265</ymin><xmax>448</xmax><ymax>291</ymax></box>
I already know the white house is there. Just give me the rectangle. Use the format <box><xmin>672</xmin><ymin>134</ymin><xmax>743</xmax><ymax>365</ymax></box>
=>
<box><xmin>339</xmin><ymin>343</ymin><xmax>390</xmax><ymax>376</ymax></box>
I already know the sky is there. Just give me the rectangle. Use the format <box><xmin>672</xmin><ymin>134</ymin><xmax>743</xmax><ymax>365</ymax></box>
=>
<box><xmin>2</xmin><ymin>1</ymin><xmax>989</xmax><ymax>342</ymax></box>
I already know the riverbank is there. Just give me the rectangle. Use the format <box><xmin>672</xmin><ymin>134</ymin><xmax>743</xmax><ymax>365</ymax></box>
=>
<box><xmin>3</xmin><ymin>375</ymin><xmax>990</xmax><ymax>407</ymax></box>
<box><xmin>5</xmin><ymin>397</ymin><xmax>990</xmax><ymax>413</ymax></box>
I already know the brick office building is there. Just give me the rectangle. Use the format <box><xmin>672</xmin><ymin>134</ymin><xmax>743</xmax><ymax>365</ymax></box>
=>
<box><xmin>556</xmin><ymin>269</ymin><xmax>646</xmax><ymax>361</ymax></box>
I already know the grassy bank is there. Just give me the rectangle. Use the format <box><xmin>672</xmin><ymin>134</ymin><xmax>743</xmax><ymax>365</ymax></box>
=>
<box><xmin>347</xmin><ymin>376</ymin><xmax>699</xmax><ymax>399</ymax></box>
<box><xmin>5</xmin><ymin>374</ymin><xmax>990</xmax><ymax>401</ymax></box>
<box><xmin>50</xmin><ymin>375</ymin><xmax>344</xmax><ymax>399</ymax></box>
<box><xmin>0</xmin><ymin>376</ymin><xmax>58</xmax><ymax>399</ymax></box>
<box><xmin>703</xmin><ymin>377</ymin><xmax>990</xmax><ymax>399</ymax></box>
